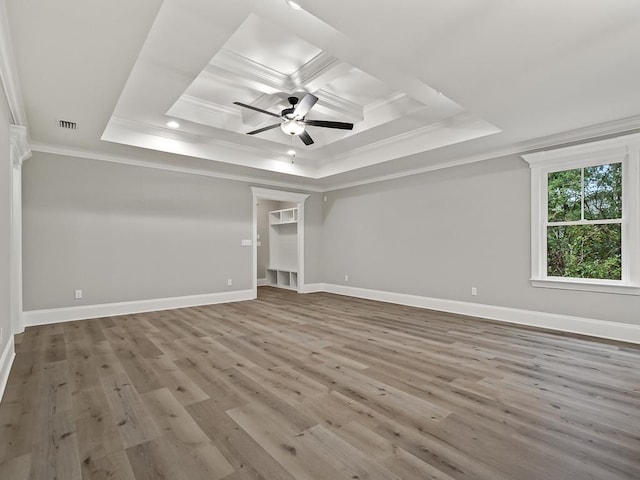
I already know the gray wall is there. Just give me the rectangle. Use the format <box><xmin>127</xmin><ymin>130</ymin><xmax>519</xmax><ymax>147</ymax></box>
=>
<box><xmin>0</xmin><ymin>90</ymin><xmax>10</xmax><ymax>353</ymax></box>
<box><xmin>302</xmin><ymin>193</ymin><xmax>323</xmax><ymax>284</ymax></box>
<box><xmin>322</xmin><ymin>155</ymin><xmax>640</xmax><ymax>326</ymax></box>
<box><xmin>25</xmin><ymin>147</ymin><xmax>634</xmax><ymax>327</ymax></box>
<box><xmin>22</xmin><ymin>152</ymin><xmax>323</xmax><ymax>310</ymax></box>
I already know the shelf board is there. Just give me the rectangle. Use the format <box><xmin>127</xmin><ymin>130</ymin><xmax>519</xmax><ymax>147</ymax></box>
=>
<box><xmin>270</xmin><ymin>220</ymin><xmax>297</xmax><ymax>226</ymax></box>
<box><xmin>267</xmin><ymin>267</ymin><xmax>298</xmax><ymax>273</ymax></box>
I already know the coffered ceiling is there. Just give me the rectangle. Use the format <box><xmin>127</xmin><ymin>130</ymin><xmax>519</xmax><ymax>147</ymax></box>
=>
<box><xmin>4</xmin><ymin>0</ymin><xmax>640</xmax><ymax>190</ymax></box>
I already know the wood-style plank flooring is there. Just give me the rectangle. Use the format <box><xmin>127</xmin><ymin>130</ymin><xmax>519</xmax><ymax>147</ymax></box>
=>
<box><xmin>1</xmin><ymin>287</ymin><xmax>639</xmax><ymax>479</ymax></box>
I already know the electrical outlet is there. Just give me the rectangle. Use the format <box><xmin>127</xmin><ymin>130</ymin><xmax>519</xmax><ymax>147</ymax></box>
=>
<box><xmin>344</xmin><ymin>274</ymin><xmax>349</xmax><ymax>282</ymax></box>
<box><xmin>471</xmin><ymin>287</ymin><xmax>477</xmax><ymax>296</ymax></box>
<box><xmin>324</xmin><ymin>196</ymin><xmax>327</xmax><ymax>202</ymax></box>
<box><xmin>75</xmin><ymin>289</ymin><xmax>83</xmax><ymax>299</ymax></box>
<box><xmin>227</xmin><ymin>279</ymin><xmax>233</xmax><ymax>286</ymax></box>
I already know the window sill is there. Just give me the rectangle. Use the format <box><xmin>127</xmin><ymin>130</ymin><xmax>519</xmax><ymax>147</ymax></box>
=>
<box><xmin>530</xmin><ymin>278</ymin><xmax>640</xmax><ymax>295</ymax></box>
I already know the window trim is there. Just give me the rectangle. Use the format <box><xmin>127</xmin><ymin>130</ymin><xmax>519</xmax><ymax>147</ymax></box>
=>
<box><xmin>522</xmin><ymin>133</ymin><xmax>640</xmax><ymax>296</ymax></box>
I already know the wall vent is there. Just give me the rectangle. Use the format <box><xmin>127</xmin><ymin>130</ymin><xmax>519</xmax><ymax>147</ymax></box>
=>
<box><xmin>58</xmin><ymin>120</ymin><xmax>77</xmax><ymax>130</ymax></box>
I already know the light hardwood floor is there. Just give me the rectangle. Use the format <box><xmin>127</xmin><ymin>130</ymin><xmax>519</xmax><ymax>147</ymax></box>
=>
<box><xmin>1</xmin><ymin>287</ymin><xmax>639</xmax><ymax>479</ymax></box>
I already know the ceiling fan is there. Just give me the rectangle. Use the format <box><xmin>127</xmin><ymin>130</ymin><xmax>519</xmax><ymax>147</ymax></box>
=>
<box><xmin>233</xmin><ymin>93</ymin><xmax>354</xmax><ymax>146</ymax></box>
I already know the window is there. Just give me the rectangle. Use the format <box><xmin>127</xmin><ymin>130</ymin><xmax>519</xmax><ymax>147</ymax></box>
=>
<box><xmin>523</xmin><ymin>134</ymin><xmax>640</xmax><ymax>295</ymax></box>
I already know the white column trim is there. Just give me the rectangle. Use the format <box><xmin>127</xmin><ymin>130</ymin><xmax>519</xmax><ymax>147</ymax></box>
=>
<box><xmin>0</xmin><ymin>336</ymin><xmax>15</xmax><ymax>403</ymax></box>
<box><xmin>9</xmin><ymin>125</ymin><xmax>30</xmax><ymax>335</ymax></box>
<box><xmin>9</xmin><ymin>125</ymin><xmax>30</xmax><ymax>165</ymax></box>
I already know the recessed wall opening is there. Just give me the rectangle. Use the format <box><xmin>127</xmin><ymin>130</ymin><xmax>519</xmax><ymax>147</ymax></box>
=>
<box><xmin>251</xmin><ymin>187</ymin><xmax>309</xmax><ymax>298</ymax></box>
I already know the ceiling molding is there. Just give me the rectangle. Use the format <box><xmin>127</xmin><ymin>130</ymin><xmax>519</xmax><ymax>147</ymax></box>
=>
<box><xmin>103</xmin><ymin>116</ymin><xmax>320</xmax><ymax>178</ymax></box>
<box><xmin>326</xmin><ymin>112</ymin><xmax>496</xmax><ymax>164</ymax></box>
<box><xmin>521</xmin><ymin>131</ymin><xmax>640</xmax><ymax>168</ymax></box>
<box><xmin>29</xmin><ymin>142</ymin><xmax>324</xmax><ymax>192</ymax></box>
<box><xmin>517</xmin><ymin>114</ymin><xmax>640</xmax><ymax>155</ymax></box>
<box><xmin>290</xmin><ymin>51</ymin><xmax>340</xmax><ymax>89</ymax></box>
<box><xmin>9</xmin><ymin>124</ymin><xmax>31</xmax><ymax>165</ymax></box>
<box><xmin>326</xmin><ymin>118</ymin><xmax>640</xmax><ymax>192</ymax></box>
<box><xmin>207</xmin><ymin>49</ymin><xmax>290</xmax><ymax>93</ymax></box>
<box><xmin>179</xmin><ymin>94</ymin><xmax>240</xmax><ymax>118</ymax></box>
<box><xmin>237</xmin><ymin>93</ymin><xmax>284</xmax><ymax>126</ymax></box>
<box><xmin>28</xmin><ymin>113</ymin><xmax>640</xmax><ymax>196</ymax></box>
<box><xmin>312</xmin><ymin>89</ymin><xmax>363</xmax><ymax>122</ymax></box>
<box><xmin>0</xmin><ymin>0</ymin><xmax>28</xmax><ymax>127</ymax></box>
<box><xmin>366</xmin><ymin>91</ymin><xmax>409</xmax><ymax>114</ymax></box>
<box><xmin>107</xmin><ymin>116</ymin><xmax>270</xmax><ymax>155</ymax></box>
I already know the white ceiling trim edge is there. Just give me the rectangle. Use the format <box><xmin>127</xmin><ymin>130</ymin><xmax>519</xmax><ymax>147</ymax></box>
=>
<box><xmin>179</xmin><ymin>94</ymin><xmax>240</xmax><ymax>118</ymax></box>
<box><xmin>325</xmin><ymin>115</ymin><xmax>640</xmax><ymax>192</ymax></box>
<box><xmin>0</xmin><ymin>0</ymin><xmax>27</xmax><ymax>127</ymax></box>
<box><xmin>29</xmin><ymin>142</ymin><xmax>324</xmax><ymax>192</ymax></box>
<box><xmin>26</xmin><ymin>114</ymin><xmax>640</xmax><ymax>195</ymax></box>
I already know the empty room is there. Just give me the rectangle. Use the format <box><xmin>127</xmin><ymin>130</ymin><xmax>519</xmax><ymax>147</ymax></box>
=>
<box><xmin>1</xmin><ymin>1</ymin><xmax>639</xmax><ymax>479</ymax></box>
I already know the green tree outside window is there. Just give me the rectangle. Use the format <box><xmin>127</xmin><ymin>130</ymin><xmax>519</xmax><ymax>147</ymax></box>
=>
<box><xmin>546</xmin><ymin>163</ymin><xmax>622</xmax><ymax>280</ymax></box>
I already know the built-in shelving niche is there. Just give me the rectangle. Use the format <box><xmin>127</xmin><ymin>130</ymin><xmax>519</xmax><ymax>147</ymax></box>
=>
<box><xmin>267</xmin><ymin>208</ymin><xmax>299</xmax><ymax>290</ymax></box>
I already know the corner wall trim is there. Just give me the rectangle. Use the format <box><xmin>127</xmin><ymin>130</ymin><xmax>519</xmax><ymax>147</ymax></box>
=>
<box><xmin>23</xmin><ymin>290</ymin><xmax>255</xmax><ymax>327</ymax></box>
<box><xmin>320</xmin><ymin>284</ymin><xmax>640</xmax><ymax>344</ymax></box>
<box><xmin>0</xmin><ymin>337</ymin><xmax>16</xmax><ymax>404</ymax></box>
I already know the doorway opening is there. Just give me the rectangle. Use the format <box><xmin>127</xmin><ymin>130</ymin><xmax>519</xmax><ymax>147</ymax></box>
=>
<box><xmin>251</xmin><ymin>187</ymin><xmax>309</xmax><ymax>298</ymax></box>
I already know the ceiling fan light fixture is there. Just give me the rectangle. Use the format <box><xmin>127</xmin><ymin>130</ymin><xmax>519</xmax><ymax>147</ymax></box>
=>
<box><xmin>285</xmin><ymin>0</ymin><xmax>303</xmax><ymax>10</ymax></box>
<box><xmin>280</xmin><ymin>120</ymin><xmax>305</xmax><ymax>136</ymax></box>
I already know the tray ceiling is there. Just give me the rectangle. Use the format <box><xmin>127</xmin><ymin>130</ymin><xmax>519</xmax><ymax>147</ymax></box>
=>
<box><xmin>101</xmin><ymin>1</ymin><xmax>499</xmax><ymax>179</ymax></box>
<box><xmin>6</xmin><ymin>0</ymin><xmax>640</xmax><ymax>189</ymax></box>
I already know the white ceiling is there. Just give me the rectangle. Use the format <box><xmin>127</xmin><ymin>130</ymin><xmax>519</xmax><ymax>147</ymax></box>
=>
<box><xmin>4</xmin><ymin>0</ymin><xmax>640</xmax><ymax>190</ymax></box>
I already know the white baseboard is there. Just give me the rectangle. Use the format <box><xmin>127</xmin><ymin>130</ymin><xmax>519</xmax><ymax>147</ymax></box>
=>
<box><xmin>23</xmin><ymin>289</ymin><xmax>254</xmax><ymax>327</ymax></box>
<box><xmin>0</xmin><ymin>337</ymin><xmax>15</xmax><ymax>404</ymax></box>
<box><xmin>320</xmin><ymin>284</ymin><xmax>640</xmax><ymax>345</ymax></box>
<box><xmin>257</xmin><ymin>278</ymin><xmax>267</xmax><ymax>287</ymax></box>
<box><xmin>300</xmin><ymin>283</ymin><xmax>326</xmax><ymax>294</ymax></box>
<box><xmin>19</xmin><ymin>283</ymin><xmax>640</xmax><ymax>345</ymax></box>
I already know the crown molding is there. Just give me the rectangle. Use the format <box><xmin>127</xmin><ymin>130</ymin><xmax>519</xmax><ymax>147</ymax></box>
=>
<box><xmin>291</xmin><ymin>51</ymin><xmax>341</xmax><ymax>89</ymax></box>
<box><xmin>206</xmin><ymin>49</ymin><xmax>290</xmax><ymax>93</ymax></box>
<box><xmin>312</xmin><ymin>88</ymin><xmax>363</xmax><ymax>122</ymax></box>
<box><xmin>316</xmin><ymin>112</ymin><xmax>500</xmax><ymax>178</ymax></box>
<box><xmin>325</xmin><ymin>117</ymin><xmax>640</xmax><ymax>192</ymax></box>
<box><xmin>0</xmin><ymin>0</ymin><xmax>27</xmax><ymax>127</ymax></box>
<box><xmin>180</xmin><ymin>94</ymin><xmax>240</xmax><ymax>118</ymax></box>
<box><xmin>365</xmin><ymin>91</ymin><xmax>408</xmax><ymax>113</ymax></box>
<box><xmin>522</xmin><ymin>131</ymin><xmax>640</xmax><ymax>167</ymax></box>
<box><xmin>203</xmin><ymin>50</ymin><xmax>361</xmax><ymax>123</ymax></box>
<box><xmin>9</xmin><ymin>124</ymin><xmax>31</xmax><ymax>165</ymax></box>
<box><xmin>519</xmin><ymin>114</ymin><xmax>640</xmax><ymax>158</ymax></box>
<box><xmin>29</xmin><ymin>142</ymin><xmax>324</xmax><ymax>192</ymax></box>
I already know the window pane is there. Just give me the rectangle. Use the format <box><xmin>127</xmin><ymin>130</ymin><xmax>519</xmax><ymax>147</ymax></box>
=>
<box><xmin>584</xmin><ymin>163</ymin><xmax>622</xmax><ymax>220</ymax></box>
<box><xmin>547</xmin><ymin>224</ymin><xmax>621</xmax><ymax>280</ymax></box>
<box><xmin>548</xmin><ymin>169</ymin><xmax>581</xmax><ymax>222</ymax></box>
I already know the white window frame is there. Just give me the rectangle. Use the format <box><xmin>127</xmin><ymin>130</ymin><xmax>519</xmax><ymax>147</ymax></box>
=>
<box><xmin>522</xmin><ymin>133</ymin><xmax>640</xmax><ymax>295</ymax></box>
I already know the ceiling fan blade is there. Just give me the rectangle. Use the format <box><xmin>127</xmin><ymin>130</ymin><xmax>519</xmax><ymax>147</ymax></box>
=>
<box><xmin>299</xmin><ymin>131</ymin><xmax>314</xmax><ymax>145</ymax></box>
<box><xmin>304</xmin><ymin>119</ymin><xmax>354</xmax><ymax>130</ymax></box>
<box><xmin>292</xmin><ymin>93</ymin><xmax>318</xmax><ymax>119</ymax></box>
<box><xmin>233</xmin><ymin>102</ymin><xmax>281</xmax><ymax>119</ymax></box>
<box><xmin>246</xmin><ymin>124</ymin><xmax>281</xmax><ymax>135</ymax></box>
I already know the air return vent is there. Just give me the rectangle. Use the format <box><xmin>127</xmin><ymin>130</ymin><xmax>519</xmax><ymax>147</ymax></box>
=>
<box><xmin>58</xmin><ymin>120</ymin><xmax>77</xmax><ymax>130</ymax></box>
